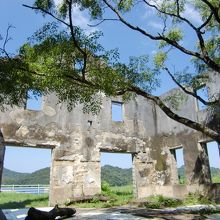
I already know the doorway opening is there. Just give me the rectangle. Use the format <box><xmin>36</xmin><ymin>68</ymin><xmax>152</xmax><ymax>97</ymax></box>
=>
<box><xmin>170</xmin><ymin>147</ymin><xmax>185</xmax><ymax>184</ymax></box>
<box><xmin>100</xmin><ymin>152</ymin><xmax>133</xmax><ymax>198</ymax></box>
<box><xmin>206</xmin><ymin>141</ymin><xmax>220</xmax><ymax>183</ymax></box>
<box><xmin>2</xmin><ymin>145</ymin><xmax>52</xmax><ymax>194</ymax></box>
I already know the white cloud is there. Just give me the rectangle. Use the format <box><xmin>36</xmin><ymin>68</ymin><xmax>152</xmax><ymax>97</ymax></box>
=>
<box><xmin>148</xmin><ymin>21</ymin><xmax>163</xmax><ymax>30</ymax></box>
<box><xmin>182</xmin><ymin>4</ymin><xmax>202</xmax><ymax>24</ymax></box>
<box><xmin>142</xmin><ymin>0</ymin><xmax>163</xmax><ymax>19</ymax></box>
<box><xmin>142</xmin><ymin>6</ymin><xmax>155</xmax><ymax>19</ymax></box>
<box><xmin>143</xmin><ymin>1</ymin><xmax>202</xmax><ymax>25</ymax></box>
<box><xmin>54</xmin><ymin>0</ymin><xmax>98</xmax><ymax>34</ymax></box>
<box><xmin>71</xmin><ymin>6</ymin><xmax>98</xmax><ymax>34</ymax></box>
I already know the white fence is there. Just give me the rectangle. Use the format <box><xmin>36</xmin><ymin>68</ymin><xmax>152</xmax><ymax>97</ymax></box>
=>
<box><xmin>1</xmin><ymin>185</ymin><xmax>49</xmax><ymax>194</ymax></box>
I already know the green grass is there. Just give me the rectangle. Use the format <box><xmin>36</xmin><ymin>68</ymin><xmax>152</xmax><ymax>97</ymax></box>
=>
<box><xmin>0</xmin><ymin>192</ymin><xmax>49</xmax><ymax>209</ymax></box>
<box><xmin>1</xmin><ymin>187</ymin><xmax>217</xmax><ymax>210</ymax></box>
<box><xmin>110</xmin><ymin>185</ymin><xmax>133</xmax><ymax>194</ymax></box>
<box><xmin>144</xmin><ymin>195</ymin><xmax>182</xmax><ymax>209</ymax></box>
<box><xmin>212</xmin><ymin>175</ymin><xmax>220</xmax><ymax>183</ymax></box>
<box><xmin>183</xmin><ymin>193</ymin><xmax>213</xmax><ymax>206</ymax></box>
<box><xmin>71</xmin><ymin>184</ymin><xmax>133</xmax><ymax>208</ymax></box>
<box><xmin>0</xmin><ymin>185</ymin><xmax>133</xmax><ymax>209</ymax></box>
<box><xmin>144</xmin><ymin>193</ymin><xmax>215</xmax><ymax>209</ymax></box>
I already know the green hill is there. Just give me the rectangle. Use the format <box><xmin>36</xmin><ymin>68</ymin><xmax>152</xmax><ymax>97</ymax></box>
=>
<box><xmin>2</xmin><ymin>165</ymin><xmax>132</xmax><ymax>186</ymax></box>
<box><xmin>2</xmin><ymin>167</ymin><xmax>50</xmax><ymax>185</ymax></box>
<box><xmin>2</xmin><ymin>168</ymin><xmax>29</xmax><ymax>184</ymax></box>
<box><xmin>2</xmin><ymin>165</ymin><xmax>220</xmax><ymax>186</ymax></box>
<box><xmin>101</xmin><ymin>165</ymin><xmax>132</xmax><ymax>186</ymax></box>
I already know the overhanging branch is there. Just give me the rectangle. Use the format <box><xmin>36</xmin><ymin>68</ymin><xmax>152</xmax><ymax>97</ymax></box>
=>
<box><xmin>130</xmin><ymin>85</ymin><xmax>220</xmax><ymax>143</ymax></box>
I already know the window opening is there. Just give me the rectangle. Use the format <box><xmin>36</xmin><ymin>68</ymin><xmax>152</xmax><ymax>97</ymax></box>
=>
<box><xmin>100</xmin><ymin>152</ymin><xmax>133</xmax><ymax>196</ymax></box>
<box><xmin>26</xmin><ymin>90</ymin><xmax>42</xmax><ymax>111</ymax></box>
<box><xmin>206</xmin><ymin>141</ymin><xmax>220</xmax><ymax>183</ymax></box>
<box><xmin>170</xmin><ymin>147</ymin><xmax>185</xmax><ymax>184</ymax></box>
<box><xmin>196</xmin><ymin>86</ymin><xmax>208</xmax><ymax>111</ymax></box>
<box><xmin>2</xmin><ymin>146</ymin><xmax>51</xmax><ymax>194</ymax></box>
<box><xmin>112</xmin><ymin>101</ymin><xmax>123</xmax><ymax>122</ymax></box>
<box><xmin>87</xmin><ymin>120</ymin><xmax>92</xmax><ymax>127</ymax></box>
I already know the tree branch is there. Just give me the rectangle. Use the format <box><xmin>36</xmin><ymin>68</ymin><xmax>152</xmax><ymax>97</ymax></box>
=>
<box><xmin>201</xmin><ymin>0</ymin><xmax>220</xmax><ymax>24</ymax></box>
<box><xmin>198</xmin><ymin>12</ymin><xmax>214</xmax><ymax>30</ymax></box>
<box><xmin>142</xmin><ymin>0</ymin><xmax>219</xmax><ymax>72</ymax></box>
<box><xmin>88</xmin><ymin>18</ymin><xmax>119</xmax><ymax>27</ymax></box>
<box><xmin>103</xmin><ymin>0</ymin><xmax>220</xmax><ymax>73</ymax></box>
<box><xmin>22</xmin><ymin>4</ymin><xmax>70</xmax><ymax>27</ymax></box>
<box><xmin>176</xmin><ymin>0</ymin><xmax>180</xmax><ymax>16</ymax></box>
<box><xmin>0</xmin><ymin>25</ymin><xmax>15</xmax><ymax>58</ymax></box>
<box><xmin>164</xmin><ymin>67</ymin><xmax>218</xmax><ymax>106</ymax></box>
<box><xmin>130</xmin><ymin>85</ymin><xmax>220</xmax><ymax>143</ymax></box>
<box><xmin>67</xmin><ymin>0</ymin><xmax>87</xmax><ymax>79</ymax></box>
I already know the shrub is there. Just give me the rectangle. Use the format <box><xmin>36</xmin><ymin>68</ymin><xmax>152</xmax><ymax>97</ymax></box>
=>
<box><xmin>145</xmin><ymin>195</ymin><xmax>182</xmax><ymax>209</ymax></box>
<box><xmin>184</xmin><ymin>193</ymin><xmax>212</xmax><ymax>205</ymax></box>
<box><xmin>101</xmin><ymin>181</ymin><xmax>111</xmax><ymax>193</ymax></box>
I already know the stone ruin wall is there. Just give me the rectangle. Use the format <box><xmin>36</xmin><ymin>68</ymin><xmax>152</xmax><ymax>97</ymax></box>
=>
<box><xmin>0</xmin><ymin>72</ymin><xmax>219</xmax><ymax>205</ymax></box>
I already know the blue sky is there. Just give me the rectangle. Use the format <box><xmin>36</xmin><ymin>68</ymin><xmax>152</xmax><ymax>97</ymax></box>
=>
<box><xmin>1</xmin><ymin>0</ymin><xmax>220</xmax><ymax>172</ymax></box>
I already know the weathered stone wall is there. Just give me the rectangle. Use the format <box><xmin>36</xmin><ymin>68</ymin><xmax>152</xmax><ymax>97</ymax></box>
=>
<box><xmin>0</xmin><ymin>72</ymin><xmax>219</xmax><ymax>205</ymax></box>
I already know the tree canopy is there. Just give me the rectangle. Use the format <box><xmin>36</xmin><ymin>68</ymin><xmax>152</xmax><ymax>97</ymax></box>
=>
<box><xmin>0</xmin><ymin>0</ymin><xmax>220</xmax><ymax>142</ymax></box>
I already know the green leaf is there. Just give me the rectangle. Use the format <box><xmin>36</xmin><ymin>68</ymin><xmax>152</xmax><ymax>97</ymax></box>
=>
<box><xmin>154</xmin><ymin>52</ymin><xmax>167</xmax><ymax>68</ymax></box>
<box><xmin>159</xmin><ymin>28</ymin><xmax>183</xmax><ymax>48</ymax></box>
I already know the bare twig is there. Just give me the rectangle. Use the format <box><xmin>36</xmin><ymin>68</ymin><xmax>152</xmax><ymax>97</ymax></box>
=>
<box><xmin>0</xmin><ymin>25</ymin><xmax>15</xmax><ymax>58</ymax></box>
<box><xmin>3</xmin><ymin>25</ymin><xmax>14</xmax><ymax>51</ymax></box>
<box><xmin>22</xmin><ymin>4</ymin><xmax>70</xmax><ymax>27</ymax></box>
<box><xmin>88</xmin><ymin>18</ymin><xmax>119</xmax><ymax>27</ymax></box>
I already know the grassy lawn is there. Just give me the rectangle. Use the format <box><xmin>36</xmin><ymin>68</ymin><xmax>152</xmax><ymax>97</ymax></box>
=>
<box><xmin>1</xmin><ymin>185</ymin><xmax>217</xmax><ymax>210</ymax></box>
<box><xmin>212</xmin><ymin>176</ymin><xmax>220</xmax><ymax>183</ymax></box>
<box><xmin>72</xmin><ymin>184</ymin><xmax>133</xmax><ymax>208</ymax></box>
<box><xmin>0</xmin><ymin>192</ymin><xmax>49</xmax><ymax>209</ymax></box>
<box><xmin>0</xmin><ymin>185</ymin><xmax>133</xmax><ymax>209</ymax></box>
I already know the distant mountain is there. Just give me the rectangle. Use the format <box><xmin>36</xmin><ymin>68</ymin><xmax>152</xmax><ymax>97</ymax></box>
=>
<box><xmin>2</xmin><ymin>167</ymin><xmax>50</xmax><ymax>185</ymax></box>
<box><xmin>2</xmin><ymin>165</ymin><xmax>132</xmax><ymax>186</ymax></box>
<box><xmin>2</xmin><ymin>165</ymin><xmax>220</xmax><ymax>186</ymax></box>
<box><xmin>101</xmin><ymin>165</ymin><xmax>132</xmax><ymax>186</ymax></box>
<box><xmin>2</xmin><ymin>168</ymin><xmax>29</xmax><ymax>184</ymax></box>
<box><xmin>210</xmin><ymin>167</ymin><xmax>220</xmax><ymax>176</ymax></box>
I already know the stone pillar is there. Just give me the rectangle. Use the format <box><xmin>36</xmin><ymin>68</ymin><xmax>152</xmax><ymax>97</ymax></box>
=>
<box><xmin>185</xmin><ymin>141</ymin><xmax>211</xmax><ymax>184</ymax></box>
<box><xmin>0</xmin><ymin>134</ymin><xmax>5</xmax><ymax>188</ymax></box>
<box><xmin>49</xmin><ymin>134</ymin><xmax>101</xmax><ymax>206</ymax></box>
<box><xmin>132</xmin><ymin>151</ymin><xmax>155</xmax><ymax>198</ymax></box>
